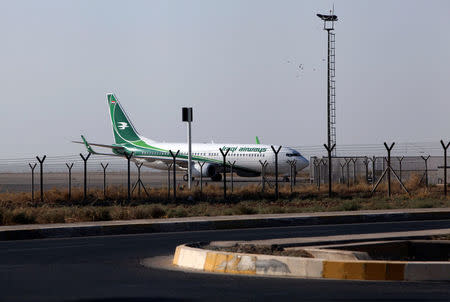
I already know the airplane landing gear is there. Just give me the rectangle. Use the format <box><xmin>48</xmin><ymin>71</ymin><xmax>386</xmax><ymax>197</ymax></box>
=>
<box><xmin>211</xmin><ymin>173</ymin><xmax>222</xmax><ymax>182</ymax></box>
<box><xmin>183</xmin><ymin>174</ymin><xmax>194</xmax><ymax>182</ymax></box>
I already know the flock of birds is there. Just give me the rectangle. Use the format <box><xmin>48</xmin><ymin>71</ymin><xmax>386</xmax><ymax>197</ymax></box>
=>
<box><xmin>286</xmin><ymin>58</ymin><xmax>326</xmax><ymax>78</ymax></box>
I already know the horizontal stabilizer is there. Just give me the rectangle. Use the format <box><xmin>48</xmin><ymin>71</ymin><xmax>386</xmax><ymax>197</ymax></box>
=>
<box><xmin>72</xmin><ymin>140</ymin><xmax>125</xmax><ymax>150</ymax></box>
<box><xmin>72</xmin><ymin>135</ymin><xmax>125</xmax><ymax>156</ymax></box>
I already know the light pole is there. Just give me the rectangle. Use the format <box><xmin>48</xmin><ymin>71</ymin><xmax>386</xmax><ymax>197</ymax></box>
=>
<box><xmin>182</xmin><ymin>107</ymin><xmax>193</xmax><ymax>190</ymax></box>
<box><xmin>317</xmin><ymin>11</ymin><xmax>338</xmax><ymax>156</ymax></box>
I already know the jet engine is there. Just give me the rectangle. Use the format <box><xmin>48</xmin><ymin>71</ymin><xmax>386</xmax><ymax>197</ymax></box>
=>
<box><xmin>192</xmin><ymin>162</ymin><xmax>217</xmax><ymax>178</ymax></box>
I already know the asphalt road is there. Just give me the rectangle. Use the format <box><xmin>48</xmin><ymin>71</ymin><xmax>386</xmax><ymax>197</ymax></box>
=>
<box><xmin>1</xmin><ymin>220</ymin><xmax>449</xmax><ymax>302</ymax></box>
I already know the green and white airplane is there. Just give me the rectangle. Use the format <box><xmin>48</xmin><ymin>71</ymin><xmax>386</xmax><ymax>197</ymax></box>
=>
<box><xmin>76</xmin><ymin>94</ymin><xmax>308</xmax><ymax>181</ymax></box>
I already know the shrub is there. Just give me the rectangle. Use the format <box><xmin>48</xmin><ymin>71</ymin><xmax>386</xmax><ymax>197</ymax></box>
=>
<box><xmin>167</xmin><ymin>207</ymin><xmax>188</xmax><ymax>218</ymax></box>
<box><xmin>87</xmin><ymin>208</ymin><xmax>112</xmax><ymax>221</ymax></box>
<box><xmin>413</xmin><ymin>200</ymin><xmax>435</xmax><ymax>209</ymax></box>
<box><xmin>38</xmin><ymin>208</ymin><xmax>66</xmax><ymax>224</ymax></box>
<box><xmin>223</xmin><ymin>208</ymin><xmax>234</xmax><ymax>216</ymax></box>
<box><xmin>11</xmin><ymin>209</ymin><xmax>36</xmax><ymax>224</ymax></box>
<box><xmin>337</xmin><ymin>200</ymin><xmax>361</xmax><ymax>211</ymax></box>
<box><xmin>133</xmin><ymin>206</ymin><xmax>153</xmax><ymax>219</ymax></box>
<box><xmin>150</xmin><ymin>206</ymin><xmax>166</xmax><ymax>218</ymax></box>
<box><xmin>234</xmin><ymin>204</ymin><xmax>257</xmax><ymax>215</ymax></box>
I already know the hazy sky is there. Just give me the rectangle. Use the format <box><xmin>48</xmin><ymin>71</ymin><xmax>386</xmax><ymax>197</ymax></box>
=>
<box><xmin>1</xmin><ymin>0</ymin><xmax>450</xmax><ymax>159</ymax></box>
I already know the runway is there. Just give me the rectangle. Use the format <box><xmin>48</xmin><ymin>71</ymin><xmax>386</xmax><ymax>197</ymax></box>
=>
<box><xmin>0</xmin><ymin>171</ymin><xmax>267</xmax><ymax>193</ymax></box>
<box><xmin>1</xmin><ymin>220</ymin><xmax>449</xmax><ymax>301</ymax></box>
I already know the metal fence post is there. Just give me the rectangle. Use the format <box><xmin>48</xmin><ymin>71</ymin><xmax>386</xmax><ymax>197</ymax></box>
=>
<box><xmin>320</xmin><ymin>159</ymin><xmax>327</xmax><ymax>190</ymax></box>
<box><xmin>228</xmin><ymin>160</ymin><xmax>236</xmax><ymax>193</ymax></box>
<box><xmin>79</xmin><ymin>153</ymin><xmax>91</xmax><ymax>201</ymax></box>
<box><xmin>397</xmin><ymin>156</ymin><xmax>404</xmax><ymax>183</ymax></box>
<box><xmin>287</xmin><ymin>160</ymin><xmax>297</xmax><ymax>193</ymax></box>
<box><xmin>314</xmin><ymin>159</ymin><xmax>321</xmax><ymax>190</ymax></box>
<box><xmin>345</xmin><ymin>158</ymin><xmax>351</xmax><ymax>188</ymax></box>
<box><xmin>197</xmin><ymin>161</ymin><xmax>205</xmax><ymax>198</ymax></box>
<box><xmin>169</xmin><ymin>150</ymin><xmax>180</xmax><ymax>200</ymax></box>
<box><xmin>66</xmin><ymin>163</ymin><xmax>74</xmax><ymax>200</ymax></box>
<box><xmin>219</xmin><ymin>148</ymin><xmax>230</xmax><ymax>200</ymax></box>
<box><xmin>440</xmin><ymin>140</ymin><xmax>450</xmax><ymax>196</ymax></box>
<box><xmin>132</xmin><ymin>162</ymin><xmax>149</xmax><ymax>199</ymax></box>
<box><xmin>384</xmin><ymin>142</ymin><xmax>395</xmax><ymax>197</ymax></box>
<box><xmin>271</xmin><ymin>146</ymin><xmax>282</xmax><ymax>200</ymax></box>
<box><xmin>100</xmin><ymin>163</ymin><xmax>109</xmax><ymax>199</ymax></box>
<box><xmin>124</xmin><ymin>152</ymin><xmax>133</xmax><ymax>203</ymax></box>
<box><xmin>135</xmin><ymin>162</ymin><xmax>143</xmax><ymax>199</ymax></box>
<box><xmin>363</xmin><ymin>157</ymin><xmax>369</xmax><ymax>184</ymax></box>
<box><xmin>339</xmin><ymin>161</ymin><xmax>345</xmax><ymax>184</ymax></box>
<box><xmin>324</xmin><ymin>143</ymin><xmax>335</xmax><ymax>196</ymax></box>
<box><xmin>293</xmin><ymin>161</ymin><xmax>297</xmax><ymax>186</ymax></box>
<box><xmin>166</xmin><ymin>163</ymin><xmax>172</xmax><ymax>200</ymax></box>
<box><xmin>36</xmin><ymin>155</ymin><xmax>46</xmax><ymax>202</ymax></box>
<box><xmin>370</xmin><ymin>156</ymin><xmax>377</xmax><ymax>187</ymax></box>
<box><xmin>421</xmin><ymin>155</ymin><xmax>430</xmax><ymax>188</ymax></box>
<box><xmin>29</xmin><ymin>163</ymin><xmax>37</xmax><ymax>201</ymax></box>
<box><xmin>371</xmin><ymin>144</ymin><xmax>408</xmax><ymax>196</ymax></box>
<box><xmin>351</xmin><ymin>158</ymin><xmax>357</xmax><ymax>185</ymax></box>
<box><xmin>259</xmin><ymin>160</ymin><xmax>268</xmax><ymax>193</ymax></box>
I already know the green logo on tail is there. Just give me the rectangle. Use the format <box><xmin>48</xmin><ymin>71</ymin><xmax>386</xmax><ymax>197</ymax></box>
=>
<box><xmin>107</xmin><ymin>94</ymin><xmax>141</xmax><ymax>144</ymax></box>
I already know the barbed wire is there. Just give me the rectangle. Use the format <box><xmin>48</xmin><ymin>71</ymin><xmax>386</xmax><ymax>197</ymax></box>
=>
<box><xmin>0</xmin><ymin>141</ymin><xmax>446</xmax><ymax>172</ymax></box>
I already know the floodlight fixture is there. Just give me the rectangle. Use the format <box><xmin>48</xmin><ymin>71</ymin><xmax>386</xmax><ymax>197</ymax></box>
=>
<box><xmin>316</xmin><ymin>14</ymin><xmax>338</xmax><ymax>22</ymax></box>
<box><xmin>317</xmin><ymin>12</ymin><xmax>338</xmax><ymax>31</ymax></box>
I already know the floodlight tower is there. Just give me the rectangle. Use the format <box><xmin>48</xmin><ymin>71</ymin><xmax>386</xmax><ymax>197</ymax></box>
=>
<box><xmin>317</xmin><ymin>11</ymin><xmax>338</xmax><ymax>156</ymax></box>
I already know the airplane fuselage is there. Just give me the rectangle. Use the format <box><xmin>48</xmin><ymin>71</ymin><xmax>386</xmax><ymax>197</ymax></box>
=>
<box><xmin>117</xmin><ymin>138</ymin><xmax>308</xmax><ymax>177</ymax></box>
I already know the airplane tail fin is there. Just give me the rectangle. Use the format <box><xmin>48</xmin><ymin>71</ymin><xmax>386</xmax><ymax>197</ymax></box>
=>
<box><xmin>107</xmin><ymin>93</ymin><xmax>143</xmax><ymax>145</ymax></box>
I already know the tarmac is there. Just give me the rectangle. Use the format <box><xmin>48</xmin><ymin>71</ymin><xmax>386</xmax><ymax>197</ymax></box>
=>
<box><xmin>2</xmin><ymin>219</ymin><xmax>450</xmax><ymax>301</ymax></box>
<box><xmin>0</xmin><ymin>171</ymin><xmax>263</xmax><ymax>192</ymax></box>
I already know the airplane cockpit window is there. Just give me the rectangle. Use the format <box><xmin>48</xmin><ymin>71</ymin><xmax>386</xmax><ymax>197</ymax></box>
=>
<box><xmin>286</xmin><ymin>151</ymin><xmax>301</xmax><ymax>157</ymax></box>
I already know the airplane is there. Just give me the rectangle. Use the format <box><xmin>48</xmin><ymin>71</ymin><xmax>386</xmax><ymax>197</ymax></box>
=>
<box><xmin>75</xmin><ymin>94</ymin><xmax>309</xmax><ymax>181</ymax></box>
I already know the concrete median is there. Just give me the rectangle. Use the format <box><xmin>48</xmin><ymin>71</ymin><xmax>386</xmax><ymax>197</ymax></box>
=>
<box><xmin>173</xmin><ymin>243</ymin><xmax>450</xmax><ymax>281</ymax></box>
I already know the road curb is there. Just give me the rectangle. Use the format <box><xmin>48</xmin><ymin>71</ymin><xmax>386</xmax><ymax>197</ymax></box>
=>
<box><xmin>173</xmin><ymin>244</ymin><xmax>450</xmax><ymax>281</ymax></box>
<box><xmin>1</xmin><ymin>208</ymin><xmax>449</xmax><ymax>241</ymax></box>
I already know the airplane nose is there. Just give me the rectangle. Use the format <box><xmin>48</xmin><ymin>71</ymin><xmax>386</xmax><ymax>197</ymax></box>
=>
<box><xmin>297</xmin><ymin>156</ymin><xmax>309</xmax><ymax>170</ymax></box>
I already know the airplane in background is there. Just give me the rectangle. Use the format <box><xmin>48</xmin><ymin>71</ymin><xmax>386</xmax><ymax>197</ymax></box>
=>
<box><xmin>75</xmin><ymin>94</ymin><xmax>309</xmax><ymax>181</ymax></box>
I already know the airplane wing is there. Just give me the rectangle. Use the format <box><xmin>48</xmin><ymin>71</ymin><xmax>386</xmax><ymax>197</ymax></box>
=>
<box><xmin>73</xmin><ymin>135</ymin><xmax>190</xmax><ymax>168</ymax></box>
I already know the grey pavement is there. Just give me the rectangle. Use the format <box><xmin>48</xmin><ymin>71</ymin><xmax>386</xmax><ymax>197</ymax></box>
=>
<box><xmin>211</xmin><ymin>227</ymin><xmax>450</xmax><ymax>248</ymax></box>
<box><xmin>1</xmin><ymin>220</ymin><xmax>449</xmax><ymax>301</ymax></box>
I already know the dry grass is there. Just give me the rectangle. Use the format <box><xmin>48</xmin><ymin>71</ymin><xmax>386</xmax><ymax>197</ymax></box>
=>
<box><xmin>0</xmin><ymin>179</ymin><xmax>449</xmax><ymax>226</ymax></box>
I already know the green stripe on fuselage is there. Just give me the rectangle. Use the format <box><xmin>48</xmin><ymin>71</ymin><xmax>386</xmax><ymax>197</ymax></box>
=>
<box><xmin>116</xmin><ymin>142</ymin><xmax>256</xmax><ymax>172</ymax></box>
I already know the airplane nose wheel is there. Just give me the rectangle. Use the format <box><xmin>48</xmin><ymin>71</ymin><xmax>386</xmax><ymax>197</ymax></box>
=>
<box><xmin>183</xmin><ymin>174</ymin><xmax>195</xmax><ymax>182</ymax></box>
<box><xmin>211</xmin><ymin>173</ymin><xmax>222</xmax><ymax>182</ymax></box>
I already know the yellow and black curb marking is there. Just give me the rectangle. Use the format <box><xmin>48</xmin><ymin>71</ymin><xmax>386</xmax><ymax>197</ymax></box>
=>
<box><xmin>173</xmin><ymin>245</ymin><xmax>450</xmax><ymax>281</ymax></box>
